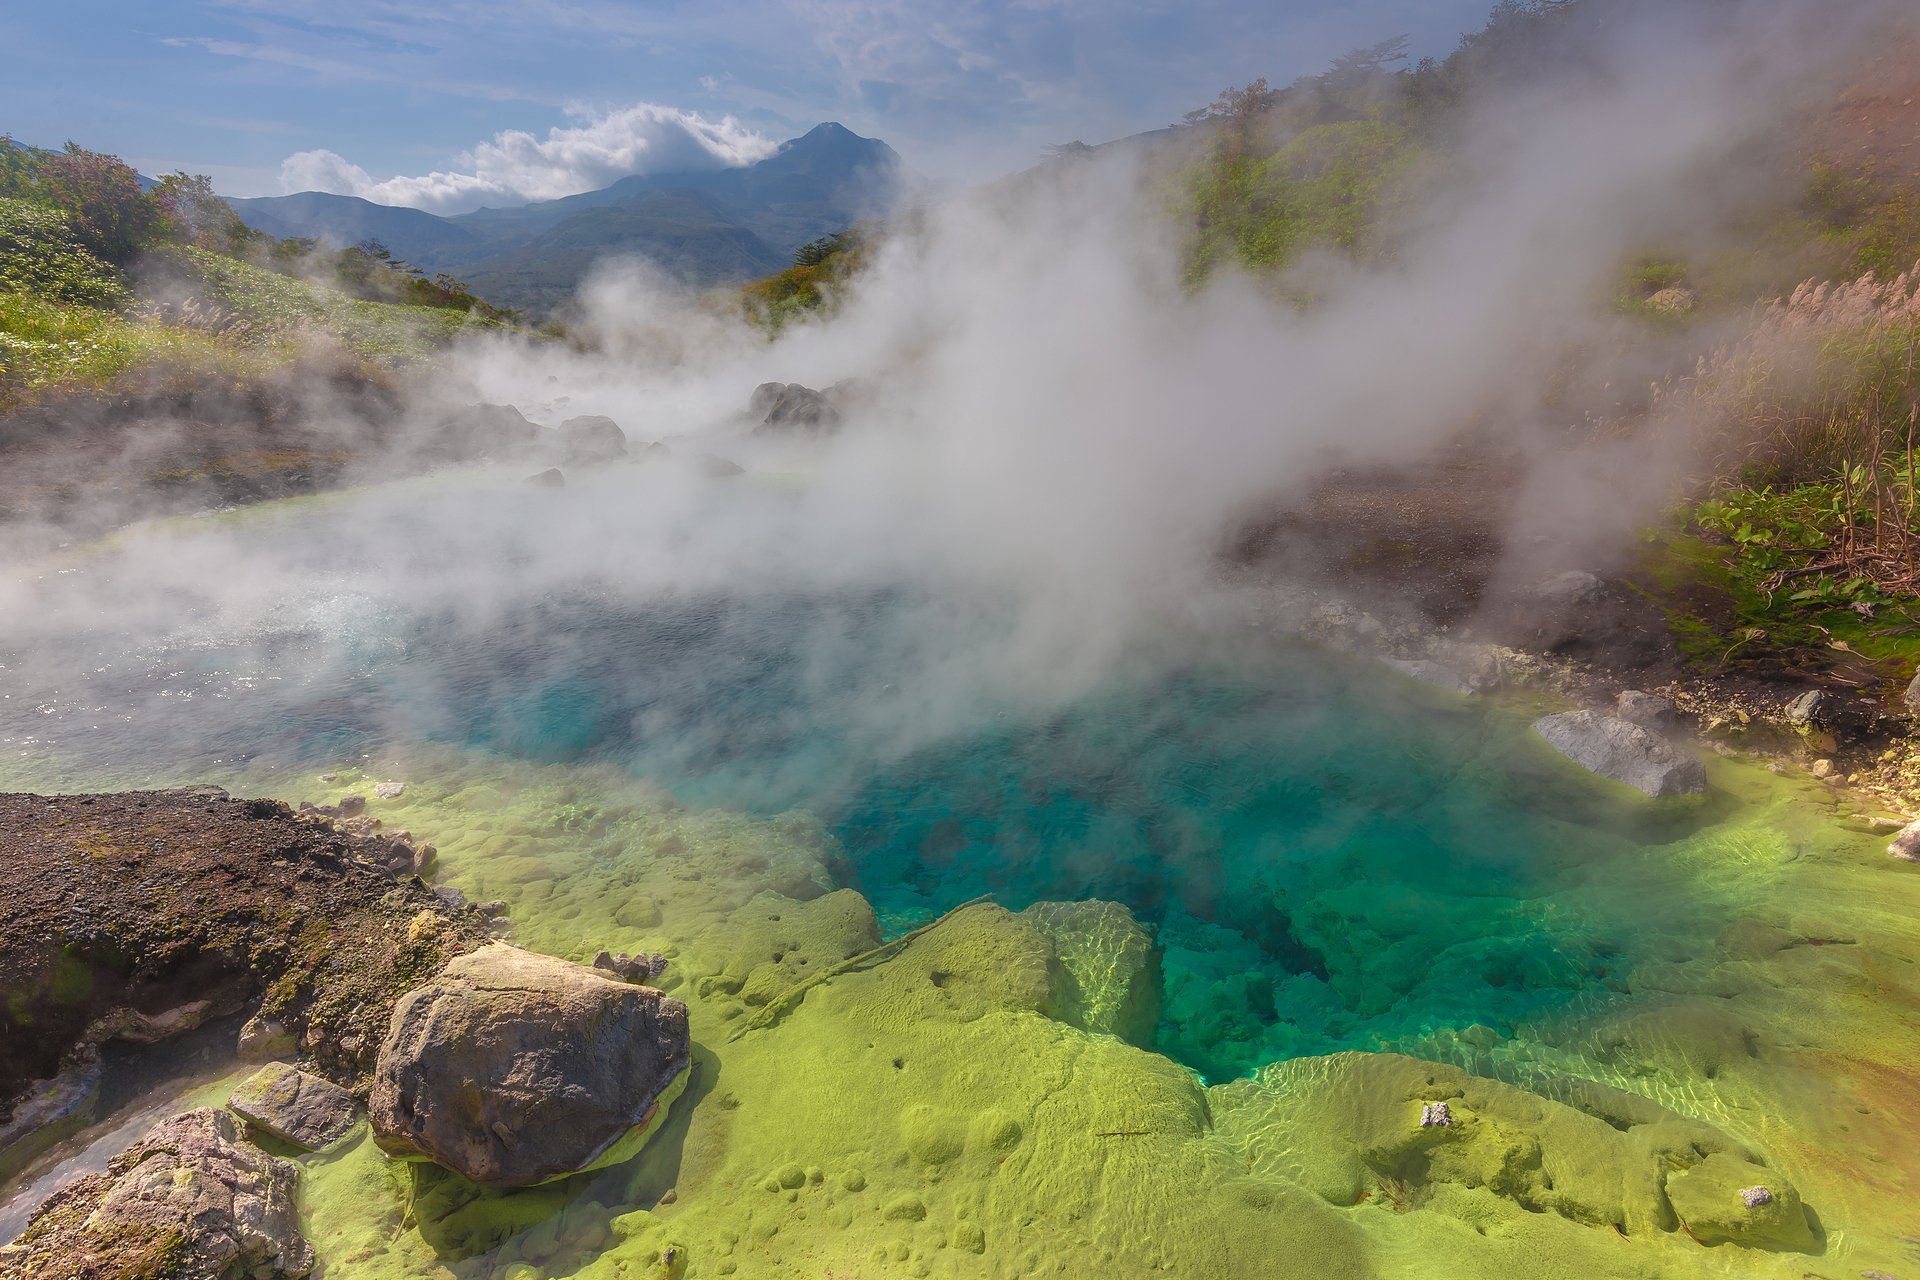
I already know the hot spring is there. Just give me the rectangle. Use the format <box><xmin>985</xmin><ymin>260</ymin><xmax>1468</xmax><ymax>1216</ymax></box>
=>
<box><xmin>3</xmin><ymin>468</ymin><xmax>1917</xmax><ymax>1279</ymax></box>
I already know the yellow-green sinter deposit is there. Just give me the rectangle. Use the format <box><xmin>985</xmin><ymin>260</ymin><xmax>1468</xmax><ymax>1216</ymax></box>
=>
<box><xmin>80</xmin><ymin>741</ymin><xmax>1888</xmax><ymax>1280</ymax></box>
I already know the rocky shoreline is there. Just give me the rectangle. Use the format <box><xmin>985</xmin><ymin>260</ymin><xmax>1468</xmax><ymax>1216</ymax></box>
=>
<box><xmin>1253</xmin><ymin>560</ymin><xmax>1920</xmax><ymax>844</ymax></box>
<box><xmin>0</xmin><ymin>787</ymin><xmax>698</xmax><ymax>1279</ymax></box>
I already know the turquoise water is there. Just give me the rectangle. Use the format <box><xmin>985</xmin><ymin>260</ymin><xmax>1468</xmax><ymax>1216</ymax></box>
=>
<box><xmin>0</xmin><ymin>586</ymin><xmax>1722</xmax><ymax>1081</ymax></box>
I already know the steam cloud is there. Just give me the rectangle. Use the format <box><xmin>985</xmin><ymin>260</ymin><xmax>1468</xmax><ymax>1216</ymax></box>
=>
<box><xmin>1</xmin><ymin>0</ymin><xmax>1904</xmax><ymax>785</ymax></box>
<box><xmin>279</xmin><ymin>104</ymin><xmax>779</xmax><ymax>213</ymax></box>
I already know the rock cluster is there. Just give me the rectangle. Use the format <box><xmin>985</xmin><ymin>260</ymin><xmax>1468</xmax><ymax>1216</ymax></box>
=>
<box><xmin>294</xmin><ymin>800</ymin><xmax>436</xmax><ymax>878</ymax></box>
<box><xmin>594</xmin><ymin>948</ymin><xmax>670</xmax><ymax>984</ymax></box>
<box><xmin>0</xmin><ymin>1108</ymin><xmax>313</xmax><ymax>1280</ymax></box>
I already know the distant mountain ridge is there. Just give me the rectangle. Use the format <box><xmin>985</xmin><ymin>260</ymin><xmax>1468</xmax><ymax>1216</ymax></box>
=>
<box><xmin>226</xmin><ymin>123</ymin><xmax>905</xmax><ymax>312</ymax></box>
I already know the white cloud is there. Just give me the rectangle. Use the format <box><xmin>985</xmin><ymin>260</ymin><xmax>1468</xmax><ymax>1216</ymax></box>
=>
<box><xmin>278</xmin><ymin>102</ymin><xmax>779</xmax><ymax>213</ymax></box>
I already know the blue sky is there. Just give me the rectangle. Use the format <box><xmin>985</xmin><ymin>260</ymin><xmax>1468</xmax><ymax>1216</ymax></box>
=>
<box><xmin>3</xmin><ymin>0</ymin><xmax>1499</xmax><ymax>210</ymax></box>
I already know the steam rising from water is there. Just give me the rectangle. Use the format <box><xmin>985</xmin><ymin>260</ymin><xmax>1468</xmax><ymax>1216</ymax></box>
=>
<box><xmin>0</xmin><ymin>0</ymin><xmax>1898</xmax><ymax>769</ymax></box>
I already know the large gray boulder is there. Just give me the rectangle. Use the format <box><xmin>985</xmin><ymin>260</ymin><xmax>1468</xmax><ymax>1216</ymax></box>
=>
<box><xmin>368</xmin><ymin>943</ymin><xmax>690</xmax><ymax>1188</ymax></box>
<box><xmin>751</xmin><ymin>382</ymin><xmax>841</xmax><ymax>433</ymax></box>
<box><xmin>422</xmin><ymin>402</ymin><xmax>542</xmax><ymax>462</ymax></box>
<box><xmin>0</xmin><ymin>1107</ymin><xmax>312</xmax><ymax>1279</ymax></box>
<box><xmin>558</xmin><ymin>414</ymin><xmax>627</xmax><ymax>464</ymax></box>
<box><xmin>227</xmin><ymin>1061</ymin><xmax>358</xmax><ymax>1151</ymax></box>
<box><xmin>1533</xmin><ymin>710</ymin><xmax>1707</xmax><ymax>797</ymax></box>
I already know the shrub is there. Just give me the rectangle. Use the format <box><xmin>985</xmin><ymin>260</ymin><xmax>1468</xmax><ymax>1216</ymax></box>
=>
<box><xmin>0</xmin><ymin>197</ymin><xmax>126</xmax><ymax>306</ymax></box>
<box><xmin>152</xmin><ymin>171</ymin><xmax>256</xmax><ymax>256</ymax></box>
<box><xmin>1184</xmin><ymin>119</ymin><xmax>1420</xmax><ymax>281</ymax></box>
<box><xmin>32</xmin><ymin>145</ymin><xmax>163</xmax><ymax>263</ymax></box>
<box><xmin>1685</xmin><ymin>261</ymin><xmax>1920</xmax><ymax>594</ymax></box>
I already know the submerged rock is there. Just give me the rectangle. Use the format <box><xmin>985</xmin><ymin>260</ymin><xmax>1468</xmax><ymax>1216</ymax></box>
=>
<box><xmin>1533</xmin><ymin>710</ymin><xmax>1706</xmax><ymax>797</ymax></box>
<box><xmin>0</xmin><ymin>1107</ymin><xmax>313</xmax><ymax>1280</ymax></box>
<box><xmin>1020</xmin><ymin>900</ymin><xmax>1162</xmax><ymax>1046</ymax></box>
<box><xmin>369</xmin><ymin>943</ymin><xmax>691</xmax><ymax>1187</ymax></box>
<box><xmin>1665</xmin><ymin>1152</ymin><xmax>1814</xmax><ymax>1250</ymax></box>
<box><xmin>1887</xmin><ymin>818</ymin><xmax>1920</xmax><ymax>861</ymax></box>
<box><xmin>1213</xmin><ymin>1051</ymin><xmax>1815</xmax><ymax>1251</ymax></box>
<box><xmin>228</xmin><ymin>1062</ymin><xmax>359</xmax><ymax>1151</ymax></box>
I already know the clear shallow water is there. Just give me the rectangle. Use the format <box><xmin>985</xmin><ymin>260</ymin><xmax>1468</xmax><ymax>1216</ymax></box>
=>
<box><xmin>0</xmin><ymin>585</ymin><xmax>1722</xmax><ymax>1080</ymax></box>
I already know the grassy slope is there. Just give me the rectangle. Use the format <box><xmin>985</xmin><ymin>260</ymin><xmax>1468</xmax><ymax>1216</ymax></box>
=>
<box><xmin>0</xmin><ymin>200</ymin><xmax>502</xmax><ymax>409</ymax></box>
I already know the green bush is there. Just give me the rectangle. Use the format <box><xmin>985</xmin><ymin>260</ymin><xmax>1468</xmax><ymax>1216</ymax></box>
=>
<box><xmin>0</xmin><ymin>197</ymin><xmax>126</xmax><ymax>306</ymax></box>
<box><xmin>741</xmin><ymin>228</ymin><xmax>868</xmax><ymax>335</ymax></box>
<box><xmin>1183</xmin><ymin>119</ymin><xmax>1421</xmax><ymax>282</ymax></box>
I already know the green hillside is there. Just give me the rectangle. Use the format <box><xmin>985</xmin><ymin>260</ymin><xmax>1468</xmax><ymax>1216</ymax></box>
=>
<box><xmin>0</xmin><ymin>141</ymin><xmax>516</xmax><ymax>409</ymax></box>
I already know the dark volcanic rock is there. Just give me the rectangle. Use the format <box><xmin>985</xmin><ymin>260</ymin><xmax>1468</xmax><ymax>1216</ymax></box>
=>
<box><xmin>0</xmin><ymin>1107</ymin><xmax>313</xmax><ymax>1280</ymax></box>
<box><xmin>369</xmin><ymin>942</ymin><xmax>690</xmax><ymax>1187</ymax></box>
<box><xmin>227</xmin><ymin>1062</ymin><xmax>360</xmax><ymax>1151</ymax></box>
<box><xmin>0</xmin><ymin>790</ymin><xmax>486</xmax><ymax>1152</ymax></box>
<box><xmin>559</xmin><ymin>414</ymin><xmax>628</xmax><ymax>463</ymax></box>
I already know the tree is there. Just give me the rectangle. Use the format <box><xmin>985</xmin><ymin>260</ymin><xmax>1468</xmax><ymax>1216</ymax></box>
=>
<box><xmin>1207</xmin><ymin>79</ymin><xmax>1278</xmax><ymax>160</ymax></box>
<box><xmin>152</xmin><ymin>171</ymin><xmax>249</xmax><ymax>253</ymax></box>
<box><xmin>1324</xmin><ymin>35</ymin><xmax>1411</xmax><ymax>91</ymax></box>
<box><xmin>0</xmin><ymin>135</ymin><xmax>42</xmax><ymax>200</ymax></box>
<box><xmin>33</xmin><ymin>144</ymin><xmax>161</xmax><ymax>263</ymax></box>
<box><xmin>792</xmin><ymin>231</ymin><xmax>850</xmax><ymax>268</ymax></box>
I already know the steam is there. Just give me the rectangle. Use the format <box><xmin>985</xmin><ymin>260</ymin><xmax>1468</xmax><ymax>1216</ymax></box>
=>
<box><xmin>0</xmin><ymin>0</ymin><xmax>1902</xmax><ymax>788</ymax></box>
<box><xmin>279</xmin><ymin>104</ymin><xmax>779</xmax><ymax>213</ymax></box>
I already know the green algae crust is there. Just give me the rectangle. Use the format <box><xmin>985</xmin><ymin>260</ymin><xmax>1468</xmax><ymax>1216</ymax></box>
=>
<box><xmin>9</xmin><ymin>718</ymin><xmax>1920</xmax><ymax>1278</ymax></box>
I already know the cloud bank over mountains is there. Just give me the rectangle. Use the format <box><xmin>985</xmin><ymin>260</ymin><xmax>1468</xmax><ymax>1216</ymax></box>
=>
<box><xmin>278</xmin><ymin>103</ymin><xmax>780</xmax><ymax>214</ymax></box>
